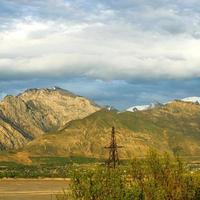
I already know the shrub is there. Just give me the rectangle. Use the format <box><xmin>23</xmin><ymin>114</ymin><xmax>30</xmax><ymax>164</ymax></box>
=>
<box><xmin>67</xmin><ymin>151</ymin><xmax>200</xmax><ymax>200</ymax></box>
<box><xmin>130</xmin><ymin>151</ymin><xmax>200</xmax><ymax>200</ymax></box>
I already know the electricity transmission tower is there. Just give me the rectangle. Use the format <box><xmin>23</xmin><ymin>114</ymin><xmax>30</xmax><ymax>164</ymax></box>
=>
<box><xmin>105</xmin><ymin>126</ymin><xmax>123</xmax><ymax>168</ymax></box>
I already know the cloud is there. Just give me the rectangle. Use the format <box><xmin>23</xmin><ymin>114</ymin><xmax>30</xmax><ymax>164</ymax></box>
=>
<box><xmin>0</xmin><ymin>0</ymin><xmax>200</xmax><ymax>108</ymax></box>
<box><xmin>0</xmin><ymin>1</ymin><xmax>200</xmax><ymax>81</ymax></box>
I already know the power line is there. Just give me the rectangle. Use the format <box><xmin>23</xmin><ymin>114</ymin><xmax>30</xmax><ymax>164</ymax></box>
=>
<box><xmin>105</xmin><ymin>126</ymin><xmax>123</xmax><ymax>168</ymax></box>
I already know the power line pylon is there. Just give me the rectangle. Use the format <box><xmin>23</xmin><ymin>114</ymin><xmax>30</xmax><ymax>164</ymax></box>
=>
<box><xmin>105</xmin><ymin>126</ymin><xmax>123</xmax><ymax>168</ymax></box>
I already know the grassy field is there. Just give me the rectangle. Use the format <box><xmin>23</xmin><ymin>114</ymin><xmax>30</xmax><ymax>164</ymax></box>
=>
<box><xmin>1</xmin><ymin>155</ymin><xmax>200</xmax><ymax>179</ymax></box>
<box><xmin>31</xmin><ymin>156</ymin><xmax>102</xmax><ymax>166</ymax></box>
<box><xmin>0</xmin><ymin>156</ymin><xmax>104</xmax><ymax>179</ymax></box>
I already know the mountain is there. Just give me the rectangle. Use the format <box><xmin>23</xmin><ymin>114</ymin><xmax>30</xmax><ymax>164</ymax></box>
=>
<box><xmin>126</xmin><ymin>96</ymin><xmax>200</xmax><ymax>112</ymax></box>
<box><xmin>126</xmin><ymin>102</ymin><xmax>163</xmax><ymax>112</ymax></box>
<box><xmin>181</xmin><ymin>97</ymin><xmax>200</xmax><ymax>104</ymax></box>
<box><xmin>25</xmin><ymin>100</ymin><xmax>200</xmax><ymax>158</ymax></box>
<box><xmin>1</xmin><ymin>89</ymin><xmax>200</xmax><ymax>158</ymax></box>
<box><xmin>0</xmin><ymin>87</ymin><xmax>100</xmax><ymax>150</ymax></box>
<box><xmin>0</xmin><ymin>114</ymin><xmax>29</xmax><ymax>150</ymax></box>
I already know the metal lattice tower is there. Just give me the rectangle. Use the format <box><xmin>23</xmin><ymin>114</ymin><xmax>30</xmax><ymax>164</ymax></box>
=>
<box><xmin>105</xmin><ymin>126</ymin><xmax>123</xmax><ymax>168</ymax></box>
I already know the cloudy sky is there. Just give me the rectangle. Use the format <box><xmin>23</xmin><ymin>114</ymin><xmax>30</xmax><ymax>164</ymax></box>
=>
<box><xmin>0</xmin><ymin>0</ymin><xmax>200</xmax><ymax>109</ymax></box>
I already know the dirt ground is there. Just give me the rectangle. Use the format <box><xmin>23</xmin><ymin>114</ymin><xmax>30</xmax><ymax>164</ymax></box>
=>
<box><xmin>0</xmin><ymin>179</ymin><xmax>69</xmax><ymax>200</ymax></box>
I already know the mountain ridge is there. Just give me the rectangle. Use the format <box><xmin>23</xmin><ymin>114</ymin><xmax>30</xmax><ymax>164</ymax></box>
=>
<box><xmin>0</xmin><ymin>87</ymin><xmax>100</xmax><ymax>150</ymax></box>
<box><xmin>24</xmin><ymin>101</ymin><xmax>200</xmax><ymax>158</ymax></box>
<box><xmin>0</xmin><ymin>87</ymin><xmax>200</xmax><ymax>159</ymax></box>
<box><xmin>126</xmin><ymin>96</ymin><xmax>200</xmax><ymax>112</ymax></box>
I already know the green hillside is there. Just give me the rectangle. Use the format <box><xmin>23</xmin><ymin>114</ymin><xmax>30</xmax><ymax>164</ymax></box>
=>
<box><xmin>24</xmin><ymin>101</ymin><xmax>200</xmax><ymax>158</ymax></box>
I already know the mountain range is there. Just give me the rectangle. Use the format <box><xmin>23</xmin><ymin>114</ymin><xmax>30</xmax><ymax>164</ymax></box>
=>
<box><xmin>126</xmin><ymin>97</ymin><xmax>200</xmax><ymax>112</ymax></box>
<box><xmin>0</xmin><ymin>87</ymin><xmax>200</xmax><ymax>159</ymax></box>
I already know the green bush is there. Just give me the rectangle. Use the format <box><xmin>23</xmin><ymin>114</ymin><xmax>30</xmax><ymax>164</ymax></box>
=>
<box><xmin>67</xmin><ymin>151</ymin><xmax>200</xmax><ymax>200</ymax></box>
<box><xmin>130</xmin><ymin>151</ymin><xmax>200</xmax><ymax>200</ymax></box>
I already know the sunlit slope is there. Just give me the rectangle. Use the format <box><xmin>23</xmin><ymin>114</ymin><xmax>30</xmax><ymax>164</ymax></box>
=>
<box><xmin>0</xmin><ymin>87</ymin><xmax>100</xmax><ymax>150</ymax></box>
<box><xmin>25</xmin><ymin>101</ymin><xmax>200</xmax><ymax>158</ymax></box>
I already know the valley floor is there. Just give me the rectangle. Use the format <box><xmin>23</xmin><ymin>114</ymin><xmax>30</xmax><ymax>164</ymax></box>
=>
<box><xmin>0</xmin><ymin>179</ymin><xmax>69</xmax><ymax>200</ymax></box>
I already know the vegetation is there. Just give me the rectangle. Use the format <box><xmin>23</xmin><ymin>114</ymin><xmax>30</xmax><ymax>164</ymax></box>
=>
<box><xmin>1</xmin><ymin>152</ymin><xmax>200</xmax><ymax>200</ymax></box>
<box><xmin>0</xmin><ymin>161</ymin><xmax>69</xmax><ymax>178</ymax></box>
<box><xmin>31</xmin><ymin>156</ymin><xmax>101</xmax><ymax>166</ymax></box>
<box><xmin>0</xmin><ymin>156</ymin><xmax>101</xmax><ymax>178</ymax></box>
<box><xmin>61</xmin><ymin>151</ymin><xmax>200</xmax><ymax>200</ymax></box>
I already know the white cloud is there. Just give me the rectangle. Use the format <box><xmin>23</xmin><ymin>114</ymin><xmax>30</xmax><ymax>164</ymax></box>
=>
<box><xmin>0</xmin><ymin>0</ymin><xmax>200</xmax><ymax>81</ymax></box>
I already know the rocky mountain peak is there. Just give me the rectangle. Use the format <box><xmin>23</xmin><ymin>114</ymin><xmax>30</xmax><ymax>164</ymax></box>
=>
<box><xmin>0</xmin><ymin>87</ymin><xmax>101</xmax><ymax>150</ymax></box>
<box><xmin>20</xmin><ymin>86</ymin><xmax>77</xmax><ymax>98</ymax></box>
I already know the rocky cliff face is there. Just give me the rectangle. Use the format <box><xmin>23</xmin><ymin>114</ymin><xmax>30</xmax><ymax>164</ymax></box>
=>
<box><xmin>0</xmin><ymin>115</ymin><xmax>29</xmax><ymax>150</ymax></box>
<box><xmin>0</xmin><ymin>87</ymin><xmax>100</xmax><ymax>150</ymax></box>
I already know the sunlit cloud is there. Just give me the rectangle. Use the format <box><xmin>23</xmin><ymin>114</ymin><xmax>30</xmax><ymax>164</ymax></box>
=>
<box><xmin>0</xmin><ymin>0</ymin><xmax>200</xmax><ymax>108</ymax></box>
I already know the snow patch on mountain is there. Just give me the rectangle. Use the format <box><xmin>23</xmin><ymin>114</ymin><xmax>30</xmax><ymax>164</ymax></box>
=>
<box><xmin>104</xmin><ymin>105</ymin><xmax>118</xmax><ymax>112</ymax></box>
<box><xmin>181</xmin><ymin>97</ymin><xmax>200</xmax><ymax>103</ymax></box>
<box><xmin>126</xmin><ymin>96</ymin><xmax>200</xmax><ymax>112</ymax></box>
<box><xmin>127</xmin><ymin>102</ymin><xmax>162</xmax><ymax>112</ymax></box>
<box><xmin>127</xmin><ymin>105</ymin><xmax>149</xmax><ymax>112</ymax></box>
